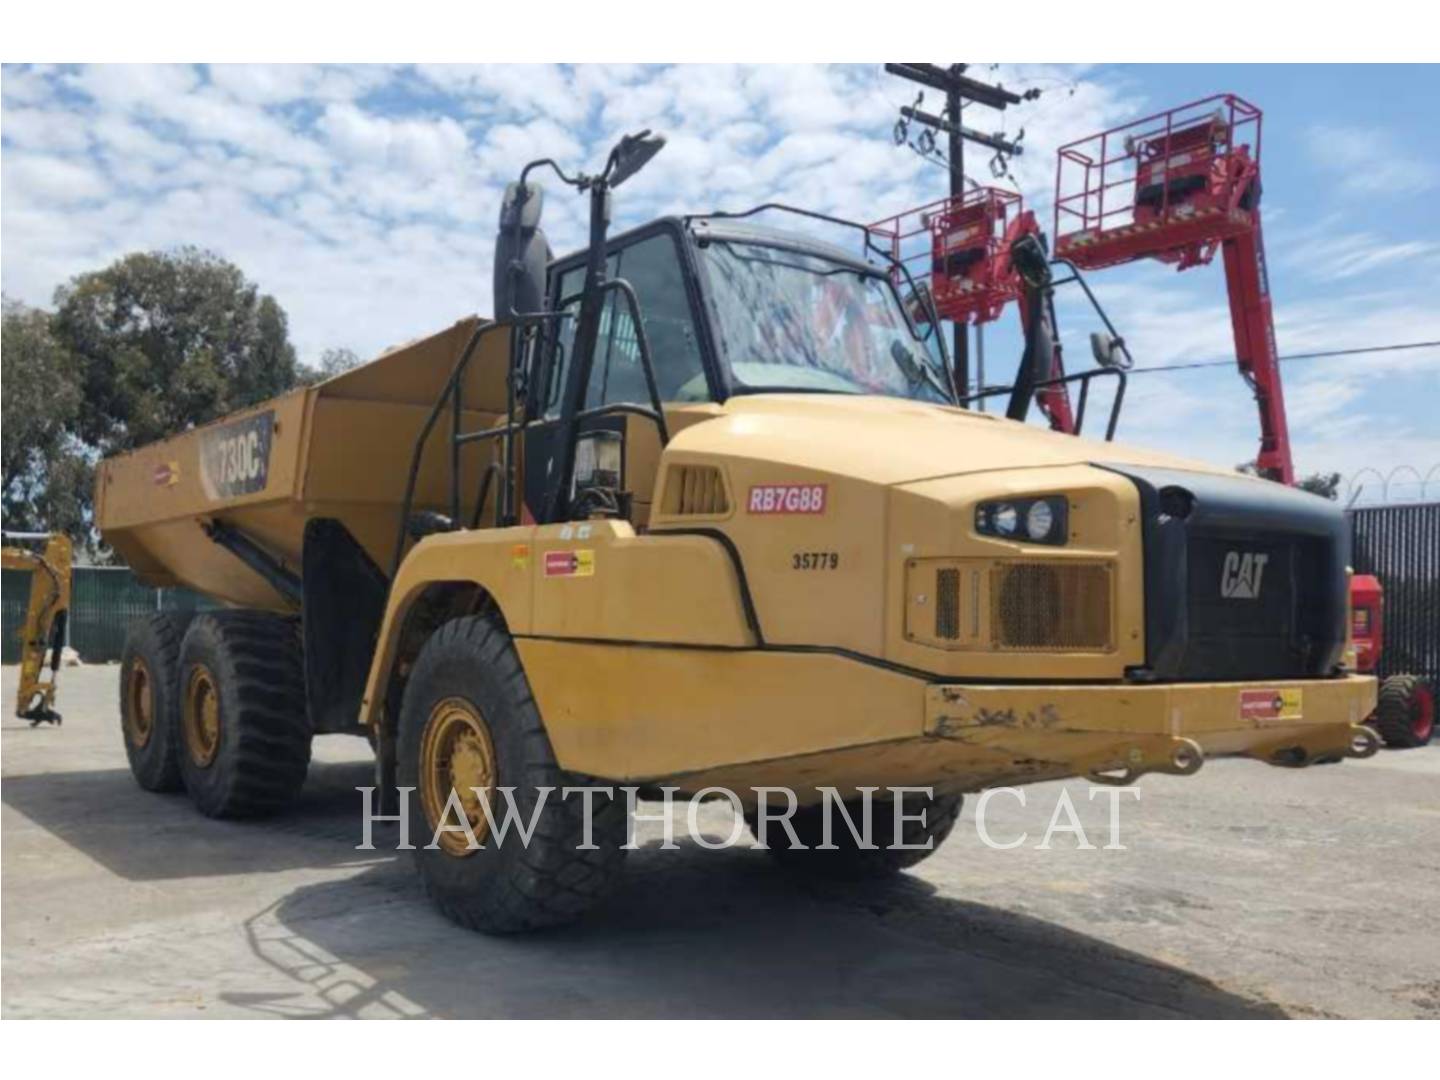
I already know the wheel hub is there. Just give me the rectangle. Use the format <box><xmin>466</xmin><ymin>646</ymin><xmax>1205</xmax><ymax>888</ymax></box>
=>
<box><xmin>182</xmin><ymin>663</ymin><xmax>221</xmax><ymax>768</ymax></box>
<box><xmin>126</xmin><ymin>657</ymin><xmax>155</xmax><ymax>749</ymax></box>
<box><xmin>419</xmin><ymin>697</ymin><xmax>497</xmax><ymax>856</ymax></box>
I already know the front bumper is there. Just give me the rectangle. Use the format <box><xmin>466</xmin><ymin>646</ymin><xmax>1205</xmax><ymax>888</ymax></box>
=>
<box><xmin>924</xmin><ymin>675</ymin><xmax>1380</xmax><ymax>786</ymax></box>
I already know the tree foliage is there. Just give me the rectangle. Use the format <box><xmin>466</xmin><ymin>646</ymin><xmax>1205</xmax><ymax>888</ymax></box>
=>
<box><xmin>50</xmin><ymin>247</ymin><xmax>299</xmax><ymax>457</ymax></box>
<box><xmin>1236</xmin><ymin>461</ymin><xmax>1342</xmax><ymax>500</ymax></box>
<box><xmin>4</xmin><ymin>250</ymin><xmax>301</xmax><ymax>552</ymax></box>
<box><xmin>1296</xmin><ymin>471</ymin><xmax>1341</xmax><ymax>500</ymax></box>
<box><xmin>298</xmin><ymin>345</ymin><xmax>362</xmax><ymax>385</ymax></box>
<box><xmin>2</xmin><ymin>298</ymin><xmax>91</xmax><ymax>537</ymax></box>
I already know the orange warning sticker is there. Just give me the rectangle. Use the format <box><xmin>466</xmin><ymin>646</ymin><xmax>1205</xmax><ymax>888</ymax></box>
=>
<box><xmin>543</xmin><ymin>549</ymin><xmax>594</xmax><ymax>578</ymax></box>
<box><xmin>1239</xmin><ymin>688</ymin><xmax>1303</xmax><ymax>723</ymax></box>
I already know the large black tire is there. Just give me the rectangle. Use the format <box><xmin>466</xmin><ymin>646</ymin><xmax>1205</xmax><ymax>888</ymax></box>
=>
<box><xmin>752</xmin><ymin>790</ymin><xmax>963</xmax><ymax>879</ymax></box>
<box><xmin>119</xmin><ymin>612</ymin><xmax>195</xmax><ymax>792</ymax></box>
<box><xmin>175</xmin><ymin>611</ymin><xmax>311</xmax><ymax>818</ymax></box>
<box><xmin>1371</xmin><ymin>674</ymin><xmax>1436</xmax><ymax>749</ymax></box>
<box><xmin>398</xmin><ymin>614</ymin><xmax>628</xmax><ymax>933</ymax></box>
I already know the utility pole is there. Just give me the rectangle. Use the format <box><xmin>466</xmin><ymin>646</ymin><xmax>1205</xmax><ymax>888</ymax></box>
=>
<box><xmin>885</xmin><ymin>63</ymin><xmax>1035</xmax><ymax>403</ymax></box>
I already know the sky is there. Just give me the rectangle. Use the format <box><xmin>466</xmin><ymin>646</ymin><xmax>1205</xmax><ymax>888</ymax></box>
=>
<box><xmin>2</xmin><ymin>63</ymin><xmax>1437</xmax><ymax>501</ymax></box>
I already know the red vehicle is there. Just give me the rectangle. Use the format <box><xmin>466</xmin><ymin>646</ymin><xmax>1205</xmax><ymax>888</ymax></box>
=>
<box><xmin>1350</xmin><ymin>574</ymin><xmax>1435</xmax><ymax>748</ymax></box>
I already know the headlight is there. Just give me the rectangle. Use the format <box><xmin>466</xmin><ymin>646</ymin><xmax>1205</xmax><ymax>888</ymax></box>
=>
<box><xmin>976</xmin><ymin>496</ymin><xmax>1068</xmax><ymax>545</ymax></box>
<box><xmin>992</xmin><ymin>503</ymin><xmax>1019</xmax><ymax>536</ymax></box>
<box><xmin>573</xmin><ymin>429</ymin><xmax>623</xmax><ymax>494</ymax></box>
<box><xmin>1025</xmin><ymin>500</ymin><xmax>1055</xmax><ymax>541</ymax></box>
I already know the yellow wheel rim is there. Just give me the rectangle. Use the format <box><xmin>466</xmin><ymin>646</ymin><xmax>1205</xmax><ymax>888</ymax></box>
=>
<box><xmin>419</xmin><ymin>697</ymin><xmax>497</xmax><ymax>856</ymax></box>
<box><xmin>126</xmin><ymin>657</ymin><xmax>155</xmax><ymax>750</ymax></box>
<box><xmin>182</xmin><ymin>663</ymin><xmax>222</xmax><ymax>768</ymax></box>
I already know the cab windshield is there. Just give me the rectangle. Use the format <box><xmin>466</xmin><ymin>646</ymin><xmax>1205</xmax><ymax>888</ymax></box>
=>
<box><xmin>700</xmin><ymin>240</ymin><xmax>952</xmax><ymax>403</ymax></box>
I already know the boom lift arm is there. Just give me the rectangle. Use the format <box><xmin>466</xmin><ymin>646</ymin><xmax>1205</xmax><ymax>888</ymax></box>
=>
<box><xmin>1054</xmin><ymin>94</ymin><xmax>1294</xmax><ymax>482</ymax></box>
<box><xmin>2</xmin><ymin>532</ymin><xmax>72</xmax><ymax>725</ymax></box>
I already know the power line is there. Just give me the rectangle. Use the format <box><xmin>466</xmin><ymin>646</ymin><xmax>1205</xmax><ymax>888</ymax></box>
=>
<box><xmin>1127</xmin><ymin>339</ymin><xmax>1440</xmax><ymax>376</ymax></box>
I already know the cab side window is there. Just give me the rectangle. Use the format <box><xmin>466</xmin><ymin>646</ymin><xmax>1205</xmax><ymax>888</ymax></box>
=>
<box><xmin>543</xmin><ymin>232</ymin><xmax>707</xmax><ymax>418</ymax></box>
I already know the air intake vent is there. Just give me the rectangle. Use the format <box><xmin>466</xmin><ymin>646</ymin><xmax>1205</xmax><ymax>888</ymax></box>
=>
<box><xmin>934</xmin><ymin>568</ymin><xmax>961</xmax><ymax>640</ymax></box>
<box><xmin>991</xmin><ymin>562</ymin><xmax>1112</xmax><ymax>651</ymax></box>
<box><xmin>661</xmin><ymin>465</ymin><xmax>730</xmax><ymax>517</ymax></box>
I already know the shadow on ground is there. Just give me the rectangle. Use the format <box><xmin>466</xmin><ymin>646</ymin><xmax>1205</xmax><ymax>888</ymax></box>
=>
<box><xmin>2</xmin><ymin>759</ymin><xmax>379</xmax><ymax>879</ymax></box>
<box><xmin>225</xmin><ymin>842</ymin><xmax>1289</xmax><ymax>1019</ymax></box>
<box><xmin>4</xmin><ymin>753</ymin><xmax>1286</xmax><ymax>1018</ymax></box>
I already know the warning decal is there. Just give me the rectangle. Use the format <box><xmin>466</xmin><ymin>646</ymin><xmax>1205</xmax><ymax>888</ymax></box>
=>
<box><xmin>1239</xmin><ymin>688</ymin><xmax>1303</xmax><ymax>723</ymax></box>
<box><xmin>543</xmin><ymin>549</ymin><xmax>594</xmax><ymax>578</ymax></box>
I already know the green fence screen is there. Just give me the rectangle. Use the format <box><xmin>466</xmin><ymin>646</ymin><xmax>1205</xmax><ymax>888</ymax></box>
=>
<box><xmin>2</xmin><ymin>567</ymin><xmax>217</xmax><ymax>664</ymax></box>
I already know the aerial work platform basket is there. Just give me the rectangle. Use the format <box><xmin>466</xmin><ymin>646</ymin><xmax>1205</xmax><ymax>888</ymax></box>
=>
<box><xmin>869</xmin><ymin>186</ymin><xmax>1037</xmax><ymax>325</ymax></box>
<box><xmin>1054</xmin><ymin>94</ymin><xmax>1263</xmax><ymax>271</ymax></box>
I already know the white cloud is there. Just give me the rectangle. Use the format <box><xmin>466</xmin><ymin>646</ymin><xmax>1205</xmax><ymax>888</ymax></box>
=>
<box><xmin>2</xmin><ymin>151</ymin><xmax>109</xmax><ymax>205</ymax></box>
<box><xmin>3</xmin><ymin>62</ymin><xmax>1436</xmax><ymax>490</ymax></box>
<box><xmin>1306</xmin><ymin>122</ymin><xmax>1436</xmax><ymax>197</ymax></box>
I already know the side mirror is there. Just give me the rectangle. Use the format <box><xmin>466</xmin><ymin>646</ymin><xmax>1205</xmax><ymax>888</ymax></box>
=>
<box><xmin>493</xmin><ymin>181</ymin><xmax>550</xmax><ymax>318</ymax></box>
<box><xmin>608</xmin><ymin>131</ymin><xmax>666</xmax><ymax>188</ymax></box>
<box><xmin>1089</xmin><ymin>330</ymin><xmax>1131</xmax><ymax>369</ymax></box>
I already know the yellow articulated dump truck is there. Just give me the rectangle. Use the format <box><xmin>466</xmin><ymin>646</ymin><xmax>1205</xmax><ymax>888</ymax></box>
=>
<box><xmin>97</xmin><ymin>132</ymin><xmax>1378</xmax><ymax>932</ymax></box>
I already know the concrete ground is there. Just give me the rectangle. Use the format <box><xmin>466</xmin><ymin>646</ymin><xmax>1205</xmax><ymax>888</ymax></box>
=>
<box><xmin>3</xmin><ymin>663</ymin><xmax>1437</xmax><ymax>1019</ymax></box>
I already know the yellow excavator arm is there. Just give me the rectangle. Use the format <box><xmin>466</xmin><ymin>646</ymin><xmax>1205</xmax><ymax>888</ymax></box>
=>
<box><xmin>2</xmin><ymin>532</ymin><xmax>73</xmax><ymax>725</ymax></box>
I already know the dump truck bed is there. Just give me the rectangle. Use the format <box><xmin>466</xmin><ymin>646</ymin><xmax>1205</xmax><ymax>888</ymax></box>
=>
<box><xmin>96</xmin><ymin>317</ymin><xmax>509</xmax><ymax>610</ymax></box>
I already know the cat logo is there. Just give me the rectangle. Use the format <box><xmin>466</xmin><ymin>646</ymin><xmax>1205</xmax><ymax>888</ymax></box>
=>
<box><xmin>1220</xmin><ymin>551</ymin><xmax>1269</xmax><ymax>599</ymax></box>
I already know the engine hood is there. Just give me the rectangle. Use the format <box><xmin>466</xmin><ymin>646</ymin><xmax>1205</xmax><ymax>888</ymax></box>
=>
<box><xmin>671</xmin><ymin>393</ymin><xmax>1247</xmax><ymax>487</ymax></box>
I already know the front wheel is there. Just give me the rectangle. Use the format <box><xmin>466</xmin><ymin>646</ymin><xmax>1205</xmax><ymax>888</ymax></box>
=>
<box><xmin>398</xmin><ymin>614</ymin><xmax>628</xmax><ymax>933</ymax></box>
<box><xmin>751</xmin><ymin>790</ymin><xmax>963</xmax><ymax>879</ymax></box>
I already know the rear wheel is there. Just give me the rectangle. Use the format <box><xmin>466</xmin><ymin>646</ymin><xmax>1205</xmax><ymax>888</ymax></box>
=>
<box><xmin>398</xmin><ymin>614</ymin><xmax>628</xmax><ymax>933</ymax></box>
<box><xmin>175</xmin><ymin>611</ymin><xmax>311</xmax><ymax>817</ymax></box>
<box><xmin>751</xmin><ymin>790</ymin><xmax>963</xmax><ymax>879</ymax></box>
<box><xmin>119</xmin><ymin>612</ymin><xmax>194</xmax><ymax>792</ymax></box>
<box><xmin>1372</xmin><ymin>674</ymin><xmax>1435</xmax><ymax>749</ymax></box>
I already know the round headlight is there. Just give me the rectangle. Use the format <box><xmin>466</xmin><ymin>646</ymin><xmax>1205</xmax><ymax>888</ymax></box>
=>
<box><xmin>992</xmin><ymin>503</ymin><xmax>1019</xmax><ymax>535</ymax></box>
<box><xmin>1025</xmin><ymin>500</ymin><xmax>1055</xmax><ymax>541</ymax></box>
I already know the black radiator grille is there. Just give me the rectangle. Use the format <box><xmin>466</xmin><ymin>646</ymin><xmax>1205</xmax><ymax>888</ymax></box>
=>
<box><xmin>1185</xmin><ymin>535</ymin><xmax>1319</xmax><ymax>679</ymax></box>
<box><xmin>1098</xmin><ymin>463</ymin><xmax>1349</xmax><ymax>683</ymax></box>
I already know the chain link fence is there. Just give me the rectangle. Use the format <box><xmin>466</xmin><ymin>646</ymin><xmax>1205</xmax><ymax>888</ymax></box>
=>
<box><xmin>2</xmin><ymin>566</ymin><xmax>217</xmax><ymax>664</ymax></box>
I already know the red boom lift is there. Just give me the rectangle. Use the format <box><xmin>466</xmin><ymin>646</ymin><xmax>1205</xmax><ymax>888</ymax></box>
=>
<box><xmin>1053</xmin><ymin>94</ymin><xmax>1293</xmax><ymax>482</ymax></box>
<box><xmin>869</xmin><ymin>186</ymin><xmax>1087</xmax><ymax>434</ymax></box>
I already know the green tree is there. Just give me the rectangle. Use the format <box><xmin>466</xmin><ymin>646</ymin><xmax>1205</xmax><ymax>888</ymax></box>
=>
<box><xmin>299</xmin><ymin>345</ymin><xmax>362</xmax><ymax>384</ymax></box>
<box><xmin>1296</xmin><ymin>471</ymin><xmax>1341</xmax><ymax>500</ymax></box>
<box><xmin>50</xmin><ymin>248</ymin><xmax>300</xmax><ymax>457</ymax></box>
<box><xmin>1</xmin><ymin>297</ymin><xmax>91</xmax><ymax>538</ymax></box>
<box><xmin>1236</xmin><ymin>461</ymin><xmax>1342</xmax><ymax>500</ymax></box>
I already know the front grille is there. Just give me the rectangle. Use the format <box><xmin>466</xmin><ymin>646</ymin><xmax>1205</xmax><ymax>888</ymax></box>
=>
<box><xmin>991</xmin><ymin>561</ymin><xmax>1112</xmax><ymax>650</ymax></box>
<box><xmin>660</xmin><ymin>465</ymin><xmax>729</xmax><ymax>517</ymax></box>
<box><xmin>1183</xmin><ymin>534</ymin><xmax>1330</xmax><ymax>679</ymax></box>
<box><xmin>907</xmin><ymin>558</ymin><xmax>1114</xmax><ymax>652</ymax></box>
<box><xmin>1098</xmin><ymin>462</ymin><xmax>1350</xmax><ymax>682</ymax></box>
<box><xmin>934</xmin><ymin>568</ymin><xmax>961</xmax><ymax>640</ymax></box>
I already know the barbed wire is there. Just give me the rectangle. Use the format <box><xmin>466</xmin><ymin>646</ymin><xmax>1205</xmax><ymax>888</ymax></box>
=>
<box><xmin>1344</xmin><ymin>464</ymin><xmax>1440</xmax><ymax>507</ymax></box>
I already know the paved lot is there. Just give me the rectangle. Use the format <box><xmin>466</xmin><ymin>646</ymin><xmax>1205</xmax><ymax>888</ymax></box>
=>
<box><xmin>3</xmin><ymin>663</ymin><xmax>1437</xmax><ymax>1019</ymax></box>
